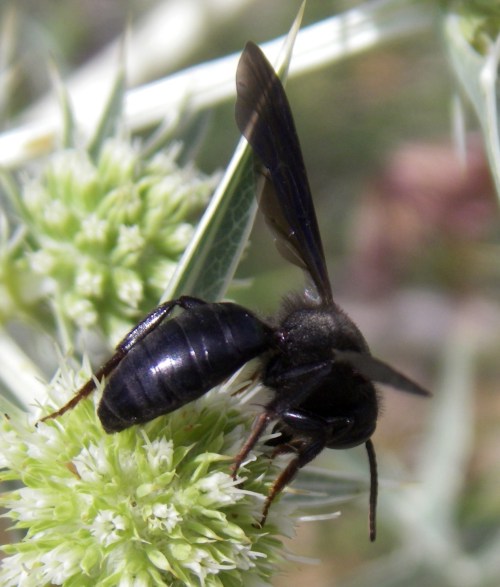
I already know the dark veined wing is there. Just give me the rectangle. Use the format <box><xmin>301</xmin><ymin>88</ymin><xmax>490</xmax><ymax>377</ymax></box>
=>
<box><xmin>333</xmin><ymin>351</ymin><xmax>431</xmax><ymax>397</ymax></box>
<box><xmin>235</xmin><ymin>41</ymin><xmax>333</xmax><ymax>304</ymax></box>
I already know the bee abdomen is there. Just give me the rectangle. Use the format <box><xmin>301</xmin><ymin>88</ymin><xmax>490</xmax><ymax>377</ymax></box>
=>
<box><xmin>98</xmin><ymin>302</ymin><xmax>271</xmax><ymax>432</ymax></box>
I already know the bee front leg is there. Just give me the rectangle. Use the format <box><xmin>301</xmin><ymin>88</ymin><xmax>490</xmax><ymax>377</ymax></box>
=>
<box><xmin>232</xmin><ymin>361</ymin><xmax>333</xmax><ymax>479</ymax></box>
<box><xmin>39</xmin><ymin>296</ymin><xmax>207</xmax><ymax>424</ymax></box>
<box><xmin>259</xmin><ymin>433</ymin><xmax>326</xmax><ymax>527</ymax></box>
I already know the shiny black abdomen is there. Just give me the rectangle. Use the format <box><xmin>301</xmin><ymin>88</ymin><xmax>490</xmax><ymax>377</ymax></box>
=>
<box><xmin>98</xmin><ymin>302</ymin><xmax>272</xmax><ymax>432</ymax></box>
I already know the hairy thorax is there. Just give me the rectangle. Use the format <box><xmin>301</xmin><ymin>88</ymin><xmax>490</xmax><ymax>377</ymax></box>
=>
<box><xmin>275</xmin><ymin>295</ymin><xmax>370</xmax><ymax>364</ymax></box>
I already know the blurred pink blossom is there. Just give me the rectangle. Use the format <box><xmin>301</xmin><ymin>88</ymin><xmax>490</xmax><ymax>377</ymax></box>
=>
<box><xmin>347</xmin><ymin>135</ymin><xmax>496</xmax><ymax>295</ymax></box>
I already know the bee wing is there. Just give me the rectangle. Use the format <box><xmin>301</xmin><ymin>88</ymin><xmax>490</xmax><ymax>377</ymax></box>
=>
<box><xmin>334</xmin><ymin>350</ymin><xmax>431</xmax><ymax>397</ymax></box>
<box><xmin>235</xmin><ymin>41</ymin><xmax>333</xmax><ymax>304</ymax></box>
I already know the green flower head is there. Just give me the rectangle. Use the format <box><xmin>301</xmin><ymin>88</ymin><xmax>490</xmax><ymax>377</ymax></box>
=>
<box><xmin>0</xmin><ymin>361</ymin><xmax>292</xmax><ymax>586</ymax></box>
<box><xmin>1</xmin><ymin>138</ymin><xmax>218</xmax><ymax>340</ymax></box>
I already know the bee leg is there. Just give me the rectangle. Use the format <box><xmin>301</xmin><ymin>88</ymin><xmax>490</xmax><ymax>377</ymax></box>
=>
<box><xmin>259</xmin><ymin>434</ymin><xmax>326</xmax><ymax>527</ymax></box>
<box><xmin>264</xmin><ymin>360</ymin><xmax>334</xmax><ymax>408</ymax></box>
<box><xmin>273</xmin><ymin>410</ymin><xmax>379</xmax><ymax>540</ymax></box>
<box><xmin>231</xmin><ymin>411</ymin><xmax>272</xmax><ymax>479</ymax></box>
<box><xmin>232</xmin><ymin>361</ymin><xmax>332</xmax><ymax>479</ymax></box>
<box><xmin>281</xmin><ymin>408</ymin><xmax>353</xmax><ymax>437</ymax></box>
<box><xmin>39</xmin><ymin>296</ymin><xmax>207</xmax><ymax>424</ymax></box>
<box><xmin>118</xmin><ymin>296</ymin><xmax>207</xmax><ymax>352</ymax></box>
<box><xmin>38</xmin><ymin>352</ymin><xmax>124</xmax><ymax>424</ymax></box>
<box><xmin>259</xmin><ymin>409</ymin><xmax>355</xmax><ymax>526</ymax></box>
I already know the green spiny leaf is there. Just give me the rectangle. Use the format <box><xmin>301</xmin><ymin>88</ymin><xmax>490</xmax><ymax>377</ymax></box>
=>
<box><xmin>87</xmin><ymin>51</ymin><xmax>126</xmax><ymax>161</ymax></box>
<box><xmin>163</xmin><ymin>1</ymin><xmax>306</xmax><ymax>302</ymax></box>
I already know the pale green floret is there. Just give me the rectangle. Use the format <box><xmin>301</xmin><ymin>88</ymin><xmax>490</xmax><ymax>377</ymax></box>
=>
<box><xmin>0</xmin><ymin>138</ymin><xmax>218</xmax><ymax>338</ymax></box>
<box><xmin>0</xmin><ymin>364</ymin><xmax>289</xmax><ymax>586</ymax></box>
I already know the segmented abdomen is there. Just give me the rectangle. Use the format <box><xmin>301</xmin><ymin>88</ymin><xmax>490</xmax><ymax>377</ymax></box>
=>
<box><xmin>98</xmin><ymin>302</ymin><xmax>271</xmax><ymax>432</ymax></box>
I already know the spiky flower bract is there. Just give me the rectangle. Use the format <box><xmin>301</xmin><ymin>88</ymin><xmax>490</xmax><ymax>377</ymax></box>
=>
<box><xmin>453</xmin><ymin>0</ymin><xmax>500</xmax><ymax>54</ymax></box>
<box><xmin>0</xmin><ymin>361</ymin><xmax>291</xmax><ymax>586</ymax></box>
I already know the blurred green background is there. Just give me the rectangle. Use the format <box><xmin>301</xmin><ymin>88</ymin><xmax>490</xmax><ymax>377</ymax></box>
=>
<box><xmin>1</xmin><ymin>1</ymin><xmax>500</xmax><ymax>586</ymax></box>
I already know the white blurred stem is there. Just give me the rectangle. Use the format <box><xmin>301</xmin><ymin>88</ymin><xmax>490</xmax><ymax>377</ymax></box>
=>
<box><xmin>0</xmin><ymin>0</ymin><xmax>433</xmax><ymax>168</ymax></box>
<box><xmin>0</xmin><ymin>328</ymin><xmax>47</xmax><ymax>413</ymax></box>
<box><xmin>444</xmin><ymin>12</ymin><xmax>500</xmax><ymax>200</ymax></box>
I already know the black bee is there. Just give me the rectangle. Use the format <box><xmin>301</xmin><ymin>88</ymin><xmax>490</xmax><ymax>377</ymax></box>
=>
<box><xmin>41</xmin><ymin>41</ymin><xmax>430</xmax><ymax>540</ymax></box>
